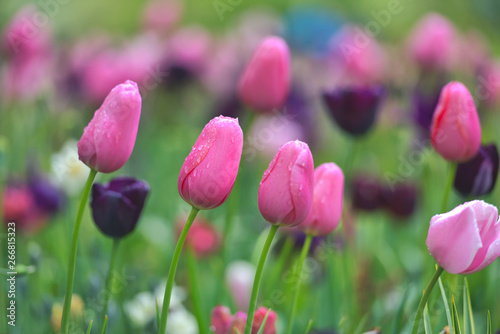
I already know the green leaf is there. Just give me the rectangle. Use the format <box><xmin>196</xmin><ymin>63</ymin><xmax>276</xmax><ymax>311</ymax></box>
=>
<box><xmin>487</xmin><ymin>310</ymin><xmax>492</xmax><ymax>334</ymax></box>
<box><xmin>439</xmin><ymin>276</ymin><xmax>452</xmax><ymax>330</ymax></box>
<box><xmin>423</xmin><ymin>304</ymin><xmax>433</xmax><ymax>334</ymax></box>
<box><xmin>451</xmin><ymin>296</ymin><xmax>462</xmax><ymax>334</ymax></box>
<box><xmin>86</xmin><ymin>320</ymin><xmax>93</xmax><ymax>334</ymax></box>
<box><xmin>156</xmin><ymin>298</ymin><xmax>161</xmax><ymax>330</ymax></box>
<box><xmin>464</xmin><ymin>278</ymin><xmax>475</xmax><ymax>334</ymax></box>
<box><xmin>390</xmin><ymin>288</ymin><xmax>409</xmax><ymax>334</ymax></box>
<box><xmin>304</xmin><ymin>319</ymin><xmax>314</xmax><ymax>334</ymax></box>
<box><xmin>352</xmin><ymin>313</ymin><xmax>368</xmax><ymax>334</ymax></box>
<box><xmin>101</xmin><ymin>315</ymin><xmax>108</xmax><ymax>334</ymax></box>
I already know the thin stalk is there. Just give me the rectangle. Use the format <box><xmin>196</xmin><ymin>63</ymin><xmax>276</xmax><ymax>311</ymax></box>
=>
<box><xmin>244</xmin><ymin>225</ymin><xmax>279</xmax><ymax>334</ymax></box>
<box><xmin>158</xmin><ymin>206</ymin><xmax>200</xmax><ymax>333</ymax></box>
<box><xmin>61</xmin><ymin>168</ymin><xmax>98</xmax><ymax>333</ymax></box>
<box><xmin>186</xmin><ymin>245</ymin><xmax>209</xmax><ymax>334</ymax></box>
<box><xmin>410</xmin><ymin>266</ymin><xmax>445</xmax><ymax>334</ymax></box>
<box><xmin>100</xmin><ymin>239</ymin><xmax>121</xmax><ymax>333</ymax></box>
<box><xmin>285</xmin><ymin>234</ymin><xmax>313</xmax><ymax>334</ymax></box>
<box><xmin>441</xmin><ymin>163</ymin><xmax>456</xmax><ymax>213</ymax></box>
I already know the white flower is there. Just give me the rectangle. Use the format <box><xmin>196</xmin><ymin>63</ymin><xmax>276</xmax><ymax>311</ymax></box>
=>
<box><xmin>124</xmin><ymin>292</ymin><xmax>156</xmax><ymax>327</ymax></box>
<box><xmin>166</xmin><ymin>307</ymin><xmax>199</xmax><ymax>334</ymax></box>
<box><xmin>154</xmin><ymin>282</ymin><xmax>186</xmax><ymax>311</ymax></box>
<box><xmin>51</xmin><ymin>139</ymin><xmax>92</xmax><ymax>196</ymax></box>
<box><xmin>225</xmin><ymin>261</ymin><xmax>256</xmax><ymax>310</ymax></box>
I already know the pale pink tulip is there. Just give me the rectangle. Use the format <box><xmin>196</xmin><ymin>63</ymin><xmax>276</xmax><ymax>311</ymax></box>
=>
<box><xmin>426</xmin><ymin>200</ymin><xmax>500</xmax><ymax>274</ymax></box>
<box><xmin>299</xmin><ymin>163</ymin><xmax>344</xmax><ymax>236</ymax></box>
<box><xmin>238</xmin><ymin>36</ymin><xmax>290</xmax><ymax>112</ymax></box>
<box><xmin>431</xmin><ymin>82</ymin><xmax>481</xmax><ymax>162</ymax></box>
<box><xmin>258</xmin><ymin>140</ymin><xmax>314</xmax><ymax>226</ymax></box>
<box><xmin>78</xmin><ymin>80</ymin><xmax>142</xmax><ymax>173</ymax></box>
<box><xmin>178</xmin><ymin>116</ymin><xmax>243</xmax><ymax>209</ymax></box>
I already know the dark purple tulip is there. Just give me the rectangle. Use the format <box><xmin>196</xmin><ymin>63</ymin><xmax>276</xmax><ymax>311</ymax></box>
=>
<box><xmin>351</xmin><ymin>174</ymin><xmax>384</xmax><ymax>211</ymax></box>
<box><xmin>381</xmin><ymin>183</ymin><xmax>418</xmax><ymax>219</ymax></box>
<box><xmin>91</xmin><ymin>177</ymin><xmax>150</xmax><ymax>238</ymax></box>
<box><xmin>322</xmin><ymin>85</ymin><xmax>384</xmax><ymax>136</ymax></box>
<box><xmin>28</xmin><ymin>175</ymin><xmax>64</xmax><ymax>215</ymax></box>
<box><xmin>411</xmin><ymin>71</ymin><xmax>447</xmax><ymax>133</ymax></box>
<box><xmin>454</xmin><ymin>143</ymin><xmax>499</xmax><ymax>197</ymax></box>
<box><xmin>284</xmin><ymin>87</ymin><xmax>316</xmax><ymax>145</ymax></box>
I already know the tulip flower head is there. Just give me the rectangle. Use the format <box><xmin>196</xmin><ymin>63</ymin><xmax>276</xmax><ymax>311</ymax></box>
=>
<box><xmin>238</xmin><ymin>36</ymin><xmax>291</xmax><ymax>112</ymax></box>
<box><xmin>299</xmin><ymin>163</ymin><xmax>344</xmax><ymax>236</ymax></box>
<box><xmin>258</xmin><ymin>140</ymin><xmax>314</xmax><ymax>227</ymax></box>
<box><xmin>178</xmin><ymin>116</ymin><xmax>243</xmax><ymax>210</ymax></box>
<box><xmin>91</xmin><ymin>177</ymin><xmax>150</xmax><ymax>238</ymax></box>
<box><xmin>210</xmin><ymin>306</ymin><xmax>276</xmax><ymax>334</ymax></box>
<box><xmin>454</xmin><ymin>143</ymin><xmax>499</xmax><ymax>197</ymax></box>
<box><xmin>426</xmin><ymin>200</ymin><xmax>500</xmax><ymax>274</ymax></box>
<box><xmin>430</xmin><ymin>81</ymin><xmax>481</xmax><ymax>162</ymax></box>
<box><xmin>78</xmin><ymin>80</ymin><xmax>142</xmax><ymax>173</ymax></box>
<box><xmin>322</xmin><ymin>85</ymin><xmax>385</xmax><ymax>136</ymax></box>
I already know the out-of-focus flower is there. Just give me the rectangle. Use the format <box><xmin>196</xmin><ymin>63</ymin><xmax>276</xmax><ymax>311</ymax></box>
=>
<box><xmin>476</xmin><ymin>59</ymin><xmax>500</xmax><ymax>108</ymax></box>
<box><xmin>166</xmin><ymin>307</ymin><xmax>199</xmax><ymax>334</ymax></box>
<box><xmin>351</xmin><ymin>174</ymin><xmax>384</xmax><ymax>212</ymax></box>
<box><xmin>202</xmin><ymin>39</ymin><xmax>241</xmax><ymax>97</ymax></box>
<box><xmin>210</xmin><ymin>306</ymin><xmax>276</xmax><ymax>334</ymax></box>
<box><xmin>28</xmin><ymin>170</ymin><xmax>64</xmax><ymax>215</ymax></box>
<box><xmin>142</xmin><ymin>0</ymin><xmax>183</xmax><ymax>34</ymax></box>
<box><xmin>51</xmin><ymin>294</ymin><xmax>85</xmax><ymax>333</ymax></box>
<box><xmin>412</xmin><ymin>72</ymin><xmax>448</xmax><ymax>133</ymax></box>
<box><xmin>211</xmin><ymin>306</ymin><xmax>232</xmax><ymax>334</ymax></box>
<box><xmin>252</xmin><ymin>307</ymin><xmax>277</xmax><ymax>334</ymax></box>
<box><xmin>329</xmin><ymin>25</ymin><xmax>386</xmax><ymax>85</ymax></box>
<box><xmin>322</xmin><ymin>85</ymin><xmax>385</xmax><ymax>137</ymax></box>
<box><xmin>407</xmin><ymin>13</ymin><xmax>456</xmax><ymax>70</ymax></box>
<box><xmin>454</xmin><ymin>143</ymin><xmax>499</xmax><ymax>197</ymax></box>
<box><xmin>78</xmin><ymin>80</ymin><xmax>142</xmax><ymax>173</ymax></box>
<box><xmin>300</xmin><ymin>163</ymin><xmax>344</xmax><ymax>236</ymax></box>
<box><xmin>51</xmin><ymin>140</ymin><xmax>92</xmax><ymax>196</ymax></box>
<box><xmin>124</xmin><ymin>292</ymin><xmax>156</xmax><ymax>327</ymax></box>
<box><xmin>430</xmin><ymin>81</ymin><xmax>481</xmax><ymax>162</ymax></box>
<box><xmin>176</xmin><ymin>215</ymin><xmax>221</xmax><ymax>257</ymax></box>
<box><xmin>225</xmin><ymin>261</ymin><xmax>256</xmax><ymax>311</ymax></box>
<box><xmin>426</xmin><ymin>200</ymin><xmax>500</xmax><ymax>274</ymax></box>
<box><xmin>238</xmin><ymin>36</ymin><xmax>291</xmax><ymax>112</ymax></box>
<box><xmin>91</xmin><ymin>177</ymin><xmax>150</xmax><ymax>238</ymax></box>
<box><xmin>178</xmin><ymin>116</ymin><xmax>243</xmax><ymax>210</ymax></box>
<box><xmin>381</xmin><ymin>183</ymin><xmax>418</xmax><ymax>219</ymax></box>
<box><xmin>258</xmin><ymin>140</ymin><xmax>314</xmax><ymax>227</ymax></box>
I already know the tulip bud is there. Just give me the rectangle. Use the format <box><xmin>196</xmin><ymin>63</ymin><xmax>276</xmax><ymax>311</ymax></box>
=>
<box><xmin>407</xmin><ymin>13</ymin><xmax>456</xmax><ymax>70</ymax></box>
<box><xmin>322</xmin><ymin>85</ymin><xmax>385</xmax><ymax>136</ymax></box>
<box><xmin>299</xmin><ymin>163</ymin><xmax>344</xmax><ymax>236</ymax></box>
<box><xmin>430</xmin><ymin>81</ymin><xmax>481</xmax><ymax>162</ymax></box>
<box><xmin>258</xmin><ymin>140</ymin><xmax>314</xmax><ymax>227</ymax></box>
<box><xmin>78</xmin><ymin>80</ymin><xmax>142</xmax><ymax>173</ymax></box>
<box><xmin>178</xmin><ymin>116</ymin><xmax>243</xmax><ymax>210</ymax></box>
<box><xmin>211</xmin><ymin>306</ymin><xmax>232</xmax><ymax>334</ymax></box>
<box><xmin>229</xmin><ymin>312</ymin><xmax>247</xmax><ymax>334</ymax></box>
<box><xmin>426</xmin><ymin>200</ymin><xmax>500</xmax><ymax>274</ymax></box>
<box><xmin>252</xmin><ymin>307</ymin><xmax>277</xmax><ymax>334</ymax></box>
<box><xmin>454</xmin><ymin>143</ymin><xmax>499</xmax><ymax>197</ymax></box>
<box><xmin>238</xmin><ymin>36</ymin><xmax>290</xmax><ymax>112</ymax></box>
<box><xmin>91</xmin><ymin>177</ymin><xmax>150</xmax><ymax>238</ymax></box>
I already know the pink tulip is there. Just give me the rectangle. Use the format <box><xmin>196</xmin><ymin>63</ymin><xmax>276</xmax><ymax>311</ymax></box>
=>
<box><xmin>229</xmin><ymin>312</ymin><xmax>247</xmax><ymax>334</ymax></box>
<box><xmin>178</xmin><ymin>116</ymin><xmax>243</xmax><ymax>209</ymax></box>
<box><xmin>142</xmin><ymin>0</ymin><xmax>183</xmax><ymax>33</ymax></box>
<box><xmin>176</xmin><ymin>215</ymin><xmax>221</xmax><ymax>257</ymax></box>
<box><xmin>211</xmin><ymin>306</ymin><xmax>232</xmax><ymax>334</ymax></box>
<box><xmin>258</xmin><ymin>140</ymin><xmax>314</xmax><ymax>227</ymax></box>
<box><xmin>238</xmin><ymin>36</ymin><xmax>290</xmax><ymax>112</ymax></box>
<box><xmin>252</xmin><ymin>307</ymin><xmax>277</xmax><ymax>334</ymax></box>
<box><xmin>299</xmin><ymin>163</ymin><xmax>344</xmax><ymax>236</ymax></box>
<box><xmin>426</xmin><ymin>200</ymin><xmax>500</xmax><ymax>274</ymax></box>
<box><xmin>77</xmin><ymin>80</ymin><xmax>142</xmax><ymax>173</ymax></box>
<box><xmin>430</xmin><ymin>82</ymin><xmax>481</xmax><ymax>162</ymax></box>
<box><xmin>408</xmin><ymin>13</ymin><xmax>456</xmax><ymax>69</ymax></box>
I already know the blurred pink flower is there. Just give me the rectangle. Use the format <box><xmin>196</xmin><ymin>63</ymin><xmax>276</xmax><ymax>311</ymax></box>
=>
<box><xmin>176</xmin><ymin>215</ymin><xmax>221</xmax><ymax>257</ymax></box>
<box><xmin>225</xmin><ymin>261</ymin><xmax>255</xmax><ymax>311</ymax></box>
<box><xmin>142</xmin><ymin>0</ymin><xmax>183</xmax><ymax>34</ymax></box>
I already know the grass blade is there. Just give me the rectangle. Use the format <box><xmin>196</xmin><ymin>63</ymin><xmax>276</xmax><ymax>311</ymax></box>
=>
<box><xmin>487</xmin><ymin>310</ymin><xmax>491</xmax><ymax>334</ymax></box>
<box><xmin>86</xmin><ymin>320</ymin><xmax>93</xmax><ymax>334</ymax></box>
<box><xmin>156</xmin><ymin>298</ymin><xmax>160</xmax><ymax>330</ymax></box>
<box><xmin>451</xmin><ymin>296</ymin><xmax>462</xmax><ymax>334</ymax></box>
<box><xmin>464</xmin><ymin>278</ymin><xmax>475</xmax><ymax>334</ymax></box>
<box><xmin>352</xmin><ymin>313</ymin><xmax>368</xmax><ymax>334</ymax></box>
<box><xmin>423</xmin><ymin>304</ymin><xmax>433</xmax><ymax>334</ymax></box>
<box><xmin>101</xmin><ymin>315</ymin><xmax>108</xmax><ymax>334</ymax></box>
<box><xmin>256</xmin><ymin>309</ymin><xmax>271</xmax><ymax>334</ymax></box>
<box><xmin>439</xmin><ymin>276</ymin><xmax>452</xmax><ymax>329</ymax></box>
<box><xmin>390</xmin><ymin>289</ymin><xmax>409</xmax><ymax>334</ymax></box>
<box><xmin>304</xmin><ymin>319</ymin><xmax>313</xmax><ymax>334</ymax></box>
<box><xmin>463</xmin><ymin>280</ymin><xmax>468</xmax><ymax>334</ymax></box>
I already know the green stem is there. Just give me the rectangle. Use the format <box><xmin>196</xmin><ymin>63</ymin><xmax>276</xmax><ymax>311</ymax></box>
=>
<box><xmin>61</xmin><ymin>168</ymin><xmax>98</xmax><ymax>333</ymax></box>
<box><xmin>158</xmin><ymin>206</ymin><xmax>200</xmax><ymax>334</ymax></box>
<box><xmin>186</xmin><ymin>245</ymin><xmax>209</xmax><ymax>334</ymax></box>
<box><xmin>410</xmin><ymin>266</ymin><xmax>445</xmax><ymax>334</ymax></box>
<box><xmin>100</xmin><ymin>238</ymin><xmax>121</xmax><ymax>333</ymax></box>
<box><xmin>441</xmin><ymin>163</ymin><xmax>456</xmax><ymax>213</ymax></box>
<box><xmin>285</xmin><ymin>234</ymin><xmax>313</xmax><ymax>334</ymax></box>
<box><xmin>244</xmin><ymin>225</ymin><xmax>279</xmax><ymax>334</ymax></box>
<box><xmin>264</xmin><ymin>236</ymin><xmax>294</xmax><ymax>296</ymax></box>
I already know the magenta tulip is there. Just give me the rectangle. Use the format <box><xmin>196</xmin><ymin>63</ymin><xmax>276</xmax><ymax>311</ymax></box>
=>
<box><xmin>77</xmin><ymin>80</ymin><xmax>142</xmax><ymax>173</ymax></box>
<box><xmin>299</xmin><ymin>163</ymin><xmax>344</xmax><ymax>236</ymax></box>
<box><xmin>430</xmin><ymin>81</ymin><xmax>481</xmax><ymax>162</ymax></box>
<box><xmin>426</xmin><ymin>200</ymin><xmax>500</xmax><ymax>274</ymax></box>
<box><xmin>238</xmin><ymin>36</ymin><xmax>290</xmax><ymax>112</ymax></box>
<box><xmin>258</xmin><ymin>140</ymin><xmax>314</xmax><ymax>227</ymax></box>
<box><xmin>178</xmin><ymin>116</ymin><xmax>243</xmax><ymax>209</ymax></box>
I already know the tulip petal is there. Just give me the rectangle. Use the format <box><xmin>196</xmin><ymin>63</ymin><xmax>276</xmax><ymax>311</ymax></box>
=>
<box><xmin>426</xmin><ymin>204</ymin><xmax>482</xmax><ymax>274</ymax></box>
